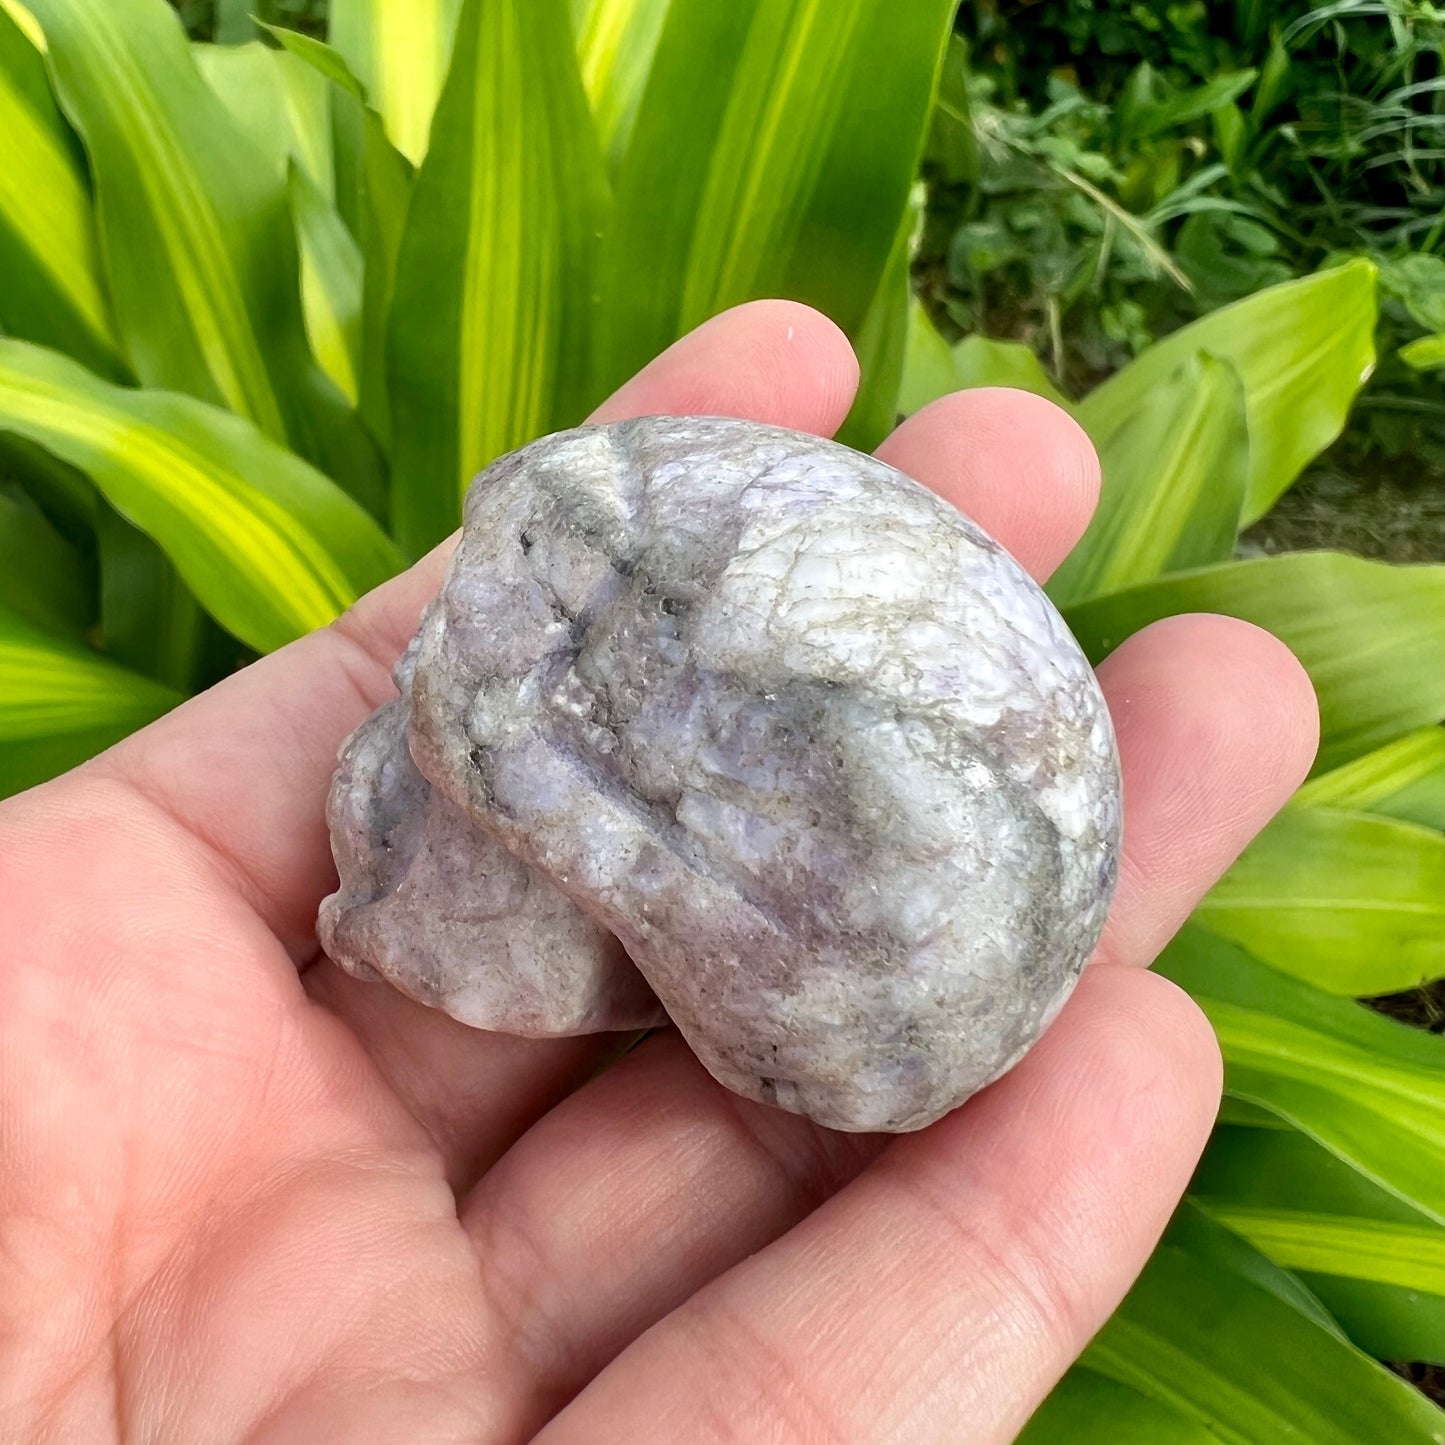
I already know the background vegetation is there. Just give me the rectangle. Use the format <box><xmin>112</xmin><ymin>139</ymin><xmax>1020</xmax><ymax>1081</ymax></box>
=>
<box><xmin>0</xmin><ymin>0</ymin><xmax>1442</xmax><ymax>1435</ymax></box>
<box><xmin>925</xmin><ymin>0</ymin><xmax>1445</xmax><ymax>558</ymax></box>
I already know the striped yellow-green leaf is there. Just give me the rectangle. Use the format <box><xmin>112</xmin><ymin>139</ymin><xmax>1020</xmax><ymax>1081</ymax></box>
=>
<box><xmin>1</xmin><ymin>601</ymin><xmax>182</xmax><ymax>799</ymax></box>
<box><xmin>1020</xmin><ymin>1369</ymin><xmax>1217</xmax><ymax>1443</ymax></box>
<box><xmin>193</xmin><ymin>42</ymin><xmax>364</xmax><ymax>407</ymax></box>
<box><xmin>1082</xmin><ymin>262</ymin><xmax>1378</xmax><ymax>525</ymax></box>
<box><xmin>1295</xmin><ymin>727</ymin><xmax>1445</xmax><ymax>832</ymax></box>
<box><xmin>0</xmin><ymin>339</ymin><xmax>402</xmax><ymax>654</ymax></box>
<box><xmin>263</xmin><ymin>26</ymin><xmax>413</xmax><ymax>456</ymax></box>
<box><xmin>192</xmin><ymin>39</ymin><xmax>333</xmax><ymax>194</ymax></box>
<box><xmin>0</xmin><ymin>478</ymin><xmax>90</xmax><ymax>636</ymax></box>
<box><xmin>22</xmin><ymin>0</ymin><xmax>381</xmax><ymax>510</ymax></box>
<box><xmin>1194</xmin><ymin>807</ymin><xmax>1445</xmax><ymax>996</ymax></box>
<box><xmin>1159</xmin><ymin>925</ymin><xmax>1445</xmax><ymax>1226</ymax></box>
<box><xmin>328</xmin><ymin>0</ymin><xmax>461</xmax><ymax>165</ymax></box>
<box><xmin>571</xmin><ymin>0</ymin><xmax>672</xmax><ymax>167</ymax></box>
<box><xmin>386</xmin><ymin>0</ymin><xmax>608</xmax><ymax>555</ymax></box>
<box><xmin>1052</xmin><ymin>352</ymin><xmax>1249</xmax><ymax>606</ymax></box>
<box><xmin>592</xmin><ymin>0</ymin><xmax>955</xmax><ymax>400</ymax></box>
<box><xmin>290</xmin><ymin>163</ymin><xmax>364</xmax><ymax>407</ymax></box>
<box><xmin>1076</xmin><ymin>1202</ymin><xmax>1445</xmax><ymax>1442</ymax></box>
<box><xmin>1195</xmin><ymin>1125</ymin><xmax>1445</xmax><ymax>1366</ymax></box>
<box><xmin>0</xmin><ymin>1</ymin><xmax>121</xmax><ymax>377</ymax></box>
<box><xmin>1065</xmin><ymin>553</ymin><xmax>1445</xmax><ymax>776</ymax></box>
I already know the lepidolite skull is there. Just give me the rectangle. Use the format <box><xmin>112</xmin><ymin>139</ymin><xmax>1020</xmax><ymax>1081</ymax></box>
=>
<box><xmin>321</xmin><ymin>417</ymin><xmax>1122</xmax><ymax>1132</ymax></box>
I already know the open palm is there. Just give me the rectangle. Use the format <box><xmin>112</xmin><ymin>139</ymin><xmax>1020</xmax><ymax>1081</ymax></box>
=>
<box><xmin>0</xmin><ymin>303</ymin><xmax>1318</xmax><ymax>1444</ymax></box>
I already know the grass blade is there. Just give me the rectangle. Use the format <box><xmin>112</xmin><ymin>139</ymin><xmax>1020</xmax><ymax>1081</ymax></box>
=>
<box><xmin>1020</xmin><ymin>1368</ymin><xmax>1217</xmax><ymax>1443</ymax></box>
<box><xmin>193</xmin><ymin>41</ymin><xmax>364</xmax><ymax>407</ymax></box>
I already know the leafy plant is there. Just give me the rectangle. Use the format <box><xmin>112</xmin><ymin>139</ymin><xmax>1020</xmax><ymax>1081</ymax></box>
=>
<box><xmin>928</xmin><ymin>0</ymin><xmax>1445</xmax><ymax>468</ymax></box>
<box><xmin>902</xmin><ymin>274</ymin><xmax>1445</xmax><ymax>1436</ymax></box>
<box><xmin>0</xmin><ymin>0</ymin><xmax>953</xmax><ymax>790</ymax></box>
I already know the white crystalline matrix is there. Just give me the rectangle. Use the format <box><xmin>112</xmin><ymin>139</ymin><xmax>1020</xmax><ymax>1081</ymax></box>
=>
<box><xmin>321</xmin><ymin>417</ymin><xmax>1122</xmax><ymax>1132</ymax></box>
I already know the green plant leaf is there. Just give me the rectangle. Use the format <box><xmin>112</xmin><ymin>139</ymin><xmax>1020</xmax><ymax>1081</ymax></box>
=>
<box><xmin>1079</xmin><ymin>263</ymin><xmax>1378</xmax><ymax>525</ymax></box>
<box><xmin>836</xmin><ymin>203</ymin><xmax>912</xmax><ymax>451</ymax></box>
<box><xmin>1195</xmin><ymin>1125</ymin><xmax>1445</xmax><ymax>1365</ymax></box>
<box><xmin>898</xmin><ymin>299</ymin><xmax>959</xmax><ymax>415</ymax></box>
<box><xmin>264</xmin><ymin>26</ymin><xmax>413</xmax><ymax>456</ymax></box>
<box><xmin>1194</xmin><ymin>807</ymin><xmax>1445</xmax><ymax>996</ymax></box>
<box><xmin>592</xmin><ymin>0</ymin><xmax>954</xmax><ymax>400</ymax></box>
<box><xmin>1052</xmin><ymin>352</ymin><xmax>1248</xmax><ymax>606</ymax></box>
<box><xmin>192</xmin><ymin>37</ymin><xmax>333</xmax><ymax>194</ymax></box>
<box><xmin>1064</xmin><ymin>553</ymin><xmax>1445</xmax><ymax>776</ymax></box>
<box><xmin>0</xmin><ymin>601</ymin><xmax>182</xmax><ymax>799</ymax></box>
<box><xmin>1081</xmin><ymin>1201</ymin><xmax>1445</xmax><ymax>1442</ymax></box>
<box><xmin>0</xmin><ymin>1</ymin><xmax>122</xmax><ymax>377</ymax></box>
<box><xmin>23</xmin><ymin>0</ymin><xmax>382</xmax><ymax>511</ymax></box>
<box><xmin>386</xmin><ymin>0</ymin><xmax>608</xmax><ymax>556</ymax></box>
<box><xmin>1020</xmin><ymin>1368</ymin><xmax>1218</xmax><ymax>1444</ymax></box>
<box><xmin>571</xmin><ymin>0</ymin><xmax>672</xmax><ymax>169</ymax></box>
<box><xmin>1121</xmin><ymin>69</ymin><xmax>1260</xmax><ymax>141</ymax></box>
<box><xmin>1295</xmin><ymin>727</ymin><xmax>1445</xmax><ymax>832</ymax></box>
<box><xmin>0</xmin><ymin>478</ymin><xmax>90</xmax><ymax>636</ymax></box>
<box><xmin>1159</xmin><ymin>925</ymin><xmax>1445</xmax><ymax>1228</ymax></box>
<box><xmin>1401</xmin><ymin>332</ymin><xmax>1445</xmax><ymax>371</ymax></box>
<box><xmin>193</xmin><ymin>42</ymin><xmax>364</xmax><ymax>407</ymax></box>
<box><xmin>290</xmin><ymin>163</ymin><xmax>364</xmax><ymax>407</ymax></box>
<box><xmin>949</xmin><ymin>336</ymin><xmax>1071</xmax><ymax>407</ymax></box>
<box><xmin>0</xmin><ymin>339</ymin><xmax>402</xmax><ymax>654</ymax></box>
<box><xmin>898</xmin><ymin>306</ymin><xmax>1071</xmax><ymax>415</ymax></box>
<box><xmin>328</xmin><ymin>0</ymin><xmax>461</xmax><ymax>166</ymax></box>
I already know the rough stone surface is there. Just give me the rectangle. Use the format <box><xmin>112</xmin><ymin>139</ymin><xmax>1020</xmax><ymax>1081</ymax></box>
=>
<box><xmin>399</xmin><ymin>416</ymin><xmax>1122</xmax><ymax>1133</ymax></box>
<box><xmin>318</xmin><ymin>652</ymin><xmax>663</xmax><ymax>1036</ymax></box>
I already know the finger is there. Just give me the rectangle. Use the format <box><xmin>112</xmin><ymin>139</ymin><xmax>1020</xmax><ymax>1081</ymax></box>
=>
<box><xmin>876</xmin><ymin>388</ymin><xmax>1101</xmax><ymax>581</ymax></box>
<box><xmin>460</xmin><ymin>1031</ymin><xmax>885</xmax><ymax>1439</ymax></box>
<box><xmin>534</xmin><ymin>966</ymin><xmax>1221</xmax><ymax>1445</ymax></box>
<box><xmin>591</xmin><ymin>299</ymin><xmax>859</xmax><ymax>429</ymax></box>
<box><xmin>95</xmin><ymin>299</ymin><xmax>863</xmax><ymax>957</ymax></box>
<box><xmin>452</xmin><ymin>604</ymin><xmax>1309</xmax><ymax>1426</ymax></box>
<box><xmin>1094</xmin><ymin>613</ymin><xmax>1320</xmax><ymax>969</ymax></box>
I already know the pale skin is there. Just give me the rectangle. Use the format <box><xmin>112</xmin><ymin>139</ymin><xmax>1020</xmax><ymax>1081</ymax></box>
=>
<box><xmin>0</xmin><ymin>302</ymin><xmax>1320</xmax><ymax>1443</ymax></box>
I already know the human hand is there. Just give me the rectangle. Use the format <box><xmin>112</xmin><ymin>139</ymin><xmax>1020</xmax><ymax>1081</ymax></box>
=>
<box><xmin>0</xmin><ymin>303</ymin><xmax>1318</xmax><ymax>1444</ymax></box>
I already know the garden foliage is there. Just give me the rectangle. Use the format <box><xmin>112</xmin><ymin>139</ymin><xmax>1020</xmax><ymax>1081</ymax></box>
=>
<box><xmin>934</xmin><ymin>0</ymin><xmax>1445</xmax><ymax>463</ymax></box>
<box><xmin>0</xmin><ymin>0</ymin><xmax>1443</xmax><ymax>1436</ymax></box>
